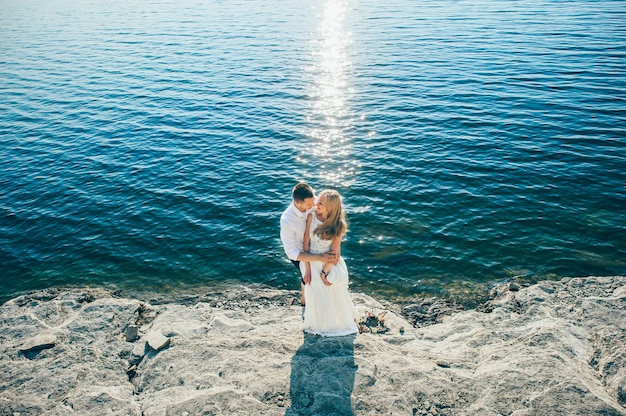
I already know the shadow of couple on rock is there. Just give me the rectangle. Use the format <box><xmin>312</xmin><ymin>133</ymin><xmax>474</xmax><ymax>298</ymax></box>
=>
<box><xmin>286</xmin><ymin>333</ymin><xmax>357</xmax><ymax>416</ymax></box>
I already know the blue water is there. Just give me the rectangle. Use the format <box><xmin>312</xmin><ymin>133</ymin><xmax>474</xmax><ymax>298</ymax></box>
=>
<box><xmin>1</xmin><ymin>0</ymin><xmax>625</xmax><ymax>304</ymax></box>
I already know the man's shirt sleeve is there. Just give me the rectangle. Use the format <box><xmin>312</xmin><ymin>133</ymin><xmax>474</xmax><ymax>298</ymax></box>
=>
<box><xmin>280</xmin><ymin>214</ymin><xmax>301</xmax><ymax>261</ymax></box>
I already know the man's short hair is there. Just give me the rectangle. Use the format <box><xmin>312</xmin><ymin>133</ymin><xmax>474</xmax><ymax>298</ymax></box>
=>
<box><xmin>292</xmin><ymin>182</ymin><xmax>314</xmax><ymax>202</ymax></box>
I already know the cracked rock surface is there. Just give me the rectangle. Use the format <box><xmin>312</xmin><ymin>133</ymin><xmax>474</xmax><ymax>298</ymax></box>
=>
<box><xmin>0</xmin><ymin>276</ymin><xmax>624</xmax><ymax>415</ymax></box>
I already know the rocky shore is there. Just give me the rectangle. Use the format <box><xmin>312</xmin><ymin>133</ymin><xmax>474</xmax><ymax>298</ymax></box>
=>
<box><xmin>1</xmin><ymin>276</ymin><xmax>624</xmax><ymax>415</ymax></box>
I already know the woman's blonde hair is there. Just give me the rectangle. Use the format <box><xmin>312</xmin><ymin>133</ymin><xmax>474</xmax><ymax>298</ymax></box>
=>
<box><xmin>314</xmin><ymin>190</ymin><xmax>347</xmax><ymax>241</ymax></box>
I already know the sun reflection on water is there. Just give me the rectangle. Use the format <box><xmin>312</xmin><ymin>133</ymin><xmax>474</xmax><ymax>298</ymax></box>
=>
<box><xmin>303</xmin><ymin>0</ymin><xmax>357</xmax><ymax>188</ymax></box>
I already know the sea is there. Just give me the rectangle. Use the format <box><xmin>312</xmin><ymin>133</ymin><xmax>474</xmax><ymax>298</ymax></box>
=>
<box><xmin>1</xmin><ymin>0</ymin><xmax>625</xmax><ymax>305</ymax></box>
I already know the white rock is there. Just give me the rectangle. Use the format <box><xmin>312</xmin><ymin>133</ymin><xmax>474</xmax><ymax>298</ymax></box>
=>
<box><xmin>145</xmin><ymin>330</ymin><xmax>170</xmax><ymax>351</ymax></box>
<box><xmin>0</xmin><ymin>278</ymin><xmax>624</xmax><ymax>416</ymax></box>
<box><xmin>208</xmin><ymin>313</ymin><xmax>253</xmax><ymax>332</ymax></box>
<box><xmin>19</xmin><ymin>332</ymin><xmax>56</xmax><ymax>353</ymax></box>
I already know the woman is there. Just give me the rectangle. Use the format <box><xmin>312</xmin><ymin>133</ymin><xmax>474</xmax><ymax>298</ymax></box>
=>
<box><xmin>300</xmin><ymin>189</ymin><xmax>358</xmax><ymax>336</ymax></box>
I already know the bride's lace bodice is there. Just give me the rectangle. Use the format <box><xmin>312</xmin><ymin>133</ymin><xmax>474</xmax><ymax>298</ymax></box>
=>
<box><xmin>309</xmin><ymin>216</ymin><xmax>333</xmax><ymax>255</ymax></box>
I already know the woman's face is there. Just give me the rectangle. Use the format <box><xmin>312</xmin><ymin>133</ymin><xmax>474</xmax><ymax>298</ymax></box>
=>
<box><xmin>315</xmin><ymin>194</ymin><xmax>327</xmax><ymax>217</ymax></box>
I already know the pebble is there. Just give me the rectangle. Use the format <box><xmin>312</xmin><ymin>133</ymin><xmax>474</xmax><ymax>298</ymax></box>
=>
<box><xmin>126</xmin><ymin>325</ymin><xmax>139</xmax><ymax>342</ymax></box>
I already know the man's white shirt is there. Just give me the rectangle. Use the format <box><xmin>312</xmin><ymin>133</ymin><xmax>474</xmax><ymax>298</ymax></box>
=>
<box><xmin>280</xmin><ymin>202</ymin><xmax>314</xmax><ymax>262</ymax></box>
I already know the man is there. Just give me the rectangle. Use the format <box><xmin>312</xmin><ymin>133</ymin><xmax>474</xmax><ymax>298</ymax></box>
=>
<box><xmin>280</xmin><ymin>182</ymin><xmax>337</xmax><ymax>305</ymax></box>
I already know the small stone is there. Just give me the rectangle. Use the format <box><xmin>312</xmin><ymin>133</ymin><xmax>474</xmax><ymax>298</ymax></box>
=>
<box><xmin>126</xmin><ymin>325</ymin><xmax>139</xmax><ymax>342</ymax></box>
<box><xmin>509</xmin><ymin>283</ymin><xmax>520</xmax><ymax>292</ymax></box>
<box><xmin>126</xmin><ymin>365</ymin><xmax>138</xmax><ymax>381</ymax></box>
<box><xmin>399</xmin><ymin>326</ymin><xmax>405</xmax><ymax>335</ymax></box>
<box><xmin>130</xmin><ymin>341</ymin><xmax>147</xmax><ymax>364</ymax></box>
<box><xmin>146</xmin><ymin>330</ymin><xmax>170</xmax><ymax>351</ymax></box>
<box><xmin>19</xmin><ymin>332</ymin><xmax>56</xmax><ymax>353</ymax></box>
<box><xmin>436</xmin><ymin>359</ymin><xmax>451</xmax><ymax>368</ymax></box>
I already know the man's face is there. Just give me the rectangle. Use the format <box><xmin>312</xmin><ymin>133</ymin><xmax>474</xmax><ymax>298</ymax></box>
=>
<box><xmin>295</xmin><ymin>196</ymin><xmax>315</xmax><ymax>212</ymax></box>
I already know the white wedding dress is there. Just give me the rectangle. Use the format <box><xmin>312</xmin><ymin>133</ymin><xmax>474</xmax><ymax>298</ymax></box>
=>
<box><xmin>300</xmin><ymin>216</ymin><xmax>358</xmax><ymax>337</ymax></box>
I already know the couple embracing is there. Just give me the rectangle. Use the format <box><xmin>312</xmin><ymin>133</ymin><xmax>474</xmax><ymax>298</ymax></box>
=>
<box><xmin>280</xmin><ymin>182</ymin><xmax>359</xmax><ymax>337</ymax></box>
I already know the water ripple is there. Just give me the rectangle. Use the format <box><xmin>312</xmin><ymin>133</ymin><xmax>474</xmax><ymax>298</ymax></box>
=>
<box><xmin>1</xmin><ymin>0</ymin><xmax>625</xmax><ymax>303</ymax></box>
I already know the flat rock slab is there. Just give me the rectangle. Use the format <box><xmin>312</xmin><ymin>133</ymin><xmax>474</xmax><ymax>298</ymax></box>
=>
<box><xmin>145</xmin><ymin>330</ymin><xmax>170</xmax><ymax>351</ymax></box>
<box><xmin>19</xmin><ymin>332</ymin><xmax>56</xmax><ymax>353</ymax></box>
